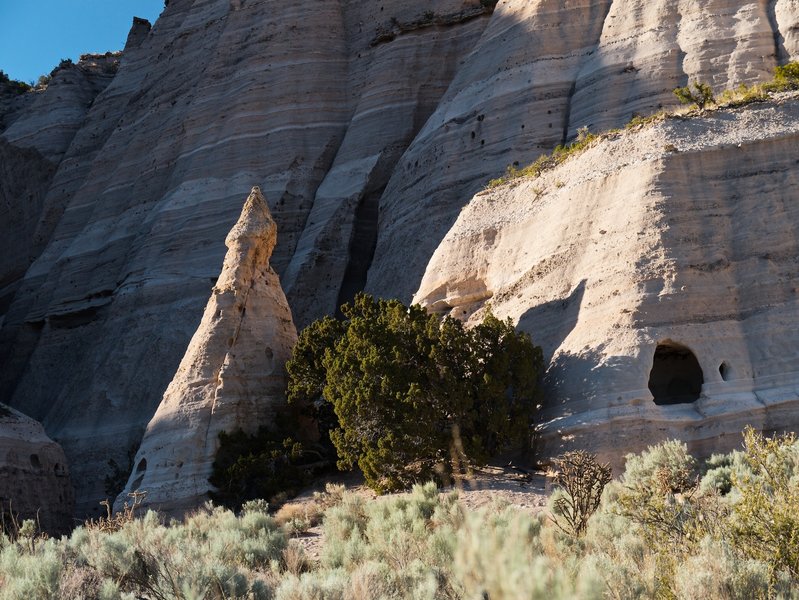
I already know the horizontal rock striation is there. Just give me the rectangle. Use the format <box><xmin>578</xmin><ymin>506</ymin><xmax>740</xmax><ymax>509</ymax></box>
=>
<box><xmin>367</xmin><ymin>0</ymin><xmax>799</xmax><ymax>303</ymax></box>
<box><xmin>0</xmin><ymin>0</ymin><xmax>492</xmax><ymax>516</ymax></box>
<box><xmin>414</xmin><ymin>94</ymin><xmax>799</xmax><ymax>469</ymax></box>
<box><xmin>2</xmin><ymin>54</ymin><xmax>120</xmax><ymax>162</ymax></box>
<box><xmin>1</xmin><ymin>0</ymin><xmax>799</xmax><ymax>513</ymax></box>
<box><xmin>0</xmin><ymin>403</ymin><xmax>74</xmax><ymax>534</ymax></box>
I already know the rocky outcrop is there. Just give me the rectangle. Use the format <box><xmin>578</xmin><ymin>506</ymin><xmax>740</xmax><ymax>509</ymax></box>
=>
<box><xmin>114</xmin><ymin>187</ymin><xmax>297</xmax><ymax>514</ymax></box>
<box><xmin>0</xmin><ymin>0</ymin><xmax>492</xmax><ymax>516</ymax></box>
<box><xmin>0</xmin><ymin>403</ymin><xmax>74</xmax><ymax>534</ymax></box>
<box><xmin>2</xmin><ymin>54</ymin><xmax>120</xmax><ymax>162</ymax></box>
<box><xmin>414</xmin><ymin>93</ymin><xmax>799</xmax><ymax>469</ymax></box>
<box><xmin>2</xmin><ymin>0</ymin><xmax>799</xmax><ymax>514</ymax></box>
<box><xmin>367</xmin><ymin>0</ymin><xmax>799</xmax><ymax>302</ymax></box>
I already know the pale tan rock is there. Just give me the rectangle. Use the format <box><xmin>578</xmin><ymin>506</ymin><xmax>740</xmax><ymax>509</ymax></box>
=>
<box><xmin>0</xmin><ymin>1</ymin><xmax>491</xmax><ymax>516</ymax></box>
<box><xmin>0</xmin><ymin>403</ymin><xmax>74</xmax><ymax>534</ymax></box>
<box><xmin>775</xmin><ymin>0</ymin><xmax>799</xmax><ymax>60</ymax></box>
<box><xmin>414</xmin><ymin>94</ymin><xmax>799</xmax><ymax>471</ymax></box>
<box><xmin>3</xmin><ymin>0</ymin><xmax>799</xmax><ymax>514</ymax></box>
<box><xmin>114</xmin><ymin>187</ymin><xmax>297</xmax><ymax>514</ymax></box>
<box><xmin>367</xmin><ymin>0</ymin><xmax>799</xmax><ymax>301</ymax></box>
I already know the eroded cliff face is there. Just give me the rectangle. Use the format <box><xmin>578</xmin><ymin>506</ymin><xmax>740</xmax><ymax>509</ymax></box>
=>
<box><xmin>0</xmin><ymin>0</ymin><xmax>491</xmax><ymax>515</ymax></box>
<box><xmin>1</xmin><ymin>0</ymin><xmax>798</xmax><ymax>514</ymax></box>
<box><xmin>414</xmin><ymin>94</ymin><xmax>799</xmax><ymax>470</ymax></box>
<box><xmin>0</xmin><ymin>404</ymin><xmax>74</xmax><ymax>534</ymax></box>
<box><xmin>114</xmin><ymin>187</ymin><xmax>296</xmax><ymax>514</ymax></box>
<box><xmin>367</xmin><ymin>0</ymin><xmax>799</xmax><ymax>301</ymax></box>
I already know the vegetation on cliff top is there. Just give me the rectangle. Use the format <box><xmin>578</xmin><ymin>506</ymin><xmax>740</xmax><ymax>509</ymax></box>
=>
<box><xmin>487</xmin><ymin>61</ymin><xmax>799</xmax><ymax>189</ymax></box>
<box><xmin>3</xmin><ymin>428</ymin><xmax>798</xmax><ymax>599</ymax></box>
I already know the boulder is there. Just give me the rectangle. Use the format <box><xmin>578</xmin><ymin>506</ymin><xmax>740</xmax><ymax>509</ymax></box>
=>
<box><xmin>0</xmin><ymin>403</ymin><xmax>74</xmax><ymax>534</ymax></box>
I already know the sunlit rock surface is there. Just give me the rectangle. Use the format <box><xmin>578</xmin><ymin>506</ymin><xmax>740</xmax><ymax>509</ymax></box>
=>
<box><xmin>414</xmin><ymin>94</ymin><xmax>799</xmax><ymax>470</ymax></box>
<box><xmin>0</xmin><ymin>0</ymin><xmax>798</xmax><ymax>514</ymax></box>
<box><xmin>115</xmin><ymin>188</ymin><xmax>296</xmax><ymax>514</ymax></box>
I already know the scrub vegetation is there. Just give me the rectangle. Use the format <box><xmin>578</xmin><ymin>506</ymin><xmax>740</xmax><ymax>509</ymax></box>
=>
<box><xmin>286</xmin><ymin>293</ymin><xmax>544</xmax><ymax>494</ymax></box>
<box><xmin>487</xmin><ymin>61</ymin><xmax>799</xmax><ymax>189</ymax></box>
<box><xmin>2</xmin><ymin>428</ymin><xmax>798</xmax><ymax>599</ymax></box>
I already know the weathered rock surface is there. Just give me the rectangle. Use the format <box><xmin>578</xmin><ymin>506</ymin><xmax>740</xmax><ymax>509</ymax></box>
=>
<box><xmin>0</xmin><ymin>403</ymin><xmax>74</xmax><ymax>534</ymax></box>
<box><xmin>115</xmin><ymin>187</ymin><xmax>297</xmax><ymax>514</ymax></box>
<box><xmin>0</xmin><ymin>53</ymin><xmax>119</xmax><ymax>332</ymax></box>
<box><xmin>414</xmin><ymin>94</ymin><xmax>799</xmax><ymax>469</ymax></box>
<box><xmin>367</xmin><ymin>0</ymin><xmax>799</xmax><ymax>302</ymax></box>
<box><xmin>1</xmin><ymin>0</ymin><xmax>799</xmax><ymax>513</ymax></box>
<box><xmin>2</xmin><ymin>54</ymin><xmax>120</xmax><ymax>162</ymax></box>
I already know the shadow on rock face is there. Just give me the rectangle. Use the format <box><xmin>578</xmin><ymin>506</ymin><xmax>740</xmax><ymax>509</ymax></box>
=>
<box><xmin>517</xmin><ymin>279</ymin><xmax>587</xmax><ymax>364</ymax></box>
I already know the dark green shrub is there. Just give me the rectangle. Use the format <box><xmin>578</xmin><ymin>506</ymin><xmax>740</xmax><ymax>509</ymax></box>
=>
<box><xmin>209</xmin><ymin>414</ymin><xmax>329</xmax><ymax>510</ymax></box>
<box><xmin>0</xmin><ymin>70</ymin><xmax>32</xmax><ymax>95</ymax></box>
<box><xmin>674</xmin><ymin>81</ymin><xmax>715</xmax><ymax>108</ymax></box>
<box><xmin>286</xmin><ymin>314</ymin><xmax>346</xmax><ymax>448</ymax></box>
<box><xmin>287</xmin><ymin>293</ymin><xmax>543</xmax><ymax>493</ymax></box>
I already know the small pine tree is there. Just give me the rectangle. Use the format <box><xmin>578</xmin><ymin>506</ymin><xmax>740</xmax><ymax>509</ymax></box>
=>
<box><xmin>674</xmin><ymin>81</ymin><xmax>715</xmax><ymax>108</ymax></box>
<box><xmin>287</xmin><ymin>293</ymin><xmax>544</xmax><ymax>492</ymax></box>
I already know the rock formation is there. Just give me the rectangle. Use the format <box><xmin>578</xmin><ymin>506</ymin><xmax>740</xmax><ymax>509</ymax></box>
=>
<box><xmin>414</xmin><ymin>93</ymin><xmax>799</xmax><ymax>470</ymax></box>
<box><xmin>0</xmin><ymin>403</ymin><xmax>74</xmax><ymax>534</ymax></box>
<box><xmin>114</xmin><ymin>187</ymin><xmax>297</xmax><ymax>514</ymax></box>
<box><xmin>1</xmin><ymin>0</ymin><xmax>799</xmax><ymax>513</ymax></box>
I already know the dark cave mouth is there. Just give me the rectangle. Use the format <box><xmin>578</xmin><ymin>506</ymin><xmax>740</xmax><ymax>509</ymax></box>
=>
<box><xmin>648</xmin><ymin>342</ymin><xmax>704</xmax><ymax>405</ymax></box>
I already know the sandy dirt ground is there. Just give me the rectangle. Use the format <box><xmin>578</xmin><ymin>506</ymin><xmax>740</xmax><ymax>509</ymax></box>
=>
<box><xmin>284</xmin><ymin>464</ymin><xmax>551</xmax><ymax>561</ymax></box>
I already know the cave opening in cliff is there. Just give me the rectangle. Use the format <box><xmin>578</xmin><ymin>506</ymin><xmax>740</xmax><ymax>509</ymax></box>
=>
<box><xmin>648</xmin><ymin>342</ymin><xmax>704</xmax><ymax>405</ymax></box>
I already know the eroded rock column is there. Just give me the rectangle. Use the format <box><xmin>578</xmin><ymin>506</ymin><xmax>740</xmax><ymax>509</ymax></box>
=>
<box><xmin>115</xmin><ymin>187</ymin><xmax>297</xmax><ymax>514</ymax></box>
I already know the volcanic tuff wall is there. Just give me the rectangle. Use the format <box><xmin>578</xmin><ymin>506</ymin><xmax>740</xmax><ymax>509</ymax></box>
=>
<box><xmin>115</xmin><ymin>187</ymin><xmax>297</xmax><ymax>514</ymax></box>
<box><xmin>1</xmin><ymin>0</ymin><xmax>798</xmax><ymax>515</ymax></box>
<box><xmin>414</xmin><ymin>95</ymin><xmax>799</xmax><ymax>468</ymax></box>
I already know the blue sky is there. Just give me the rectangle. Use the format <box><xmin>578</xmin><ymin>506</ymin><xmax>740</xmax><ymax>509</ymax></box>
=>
<box><xmin>0</xmin><ymin>0</ymin><xmax>165</xmax><ymax>83</ymax></box>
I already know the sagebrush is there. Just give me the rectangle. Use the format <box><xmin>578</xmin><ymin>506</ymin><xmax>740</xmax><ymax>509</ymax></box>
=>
<box><xmin>3</xmin><ymin>429</ymin><xmax>799</xmax><ymax>599</ymax></box>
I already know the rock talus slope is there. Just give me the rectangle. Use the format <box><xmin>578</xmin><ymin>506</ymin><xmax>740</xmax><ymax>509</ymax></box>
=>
<box><xmin>115</xmin><ymin>188</ymin><xmax>297</xmax><ymax>514</ymax></box>
<box><xmin>0</xmin><ymin>0</ymin><xmax>798</xmax><ymax>513</ymax></box>
<box><xmin>0</xmin><ymin>404</ymin><xmax>74</xmax><ymax>534</ymax></box>
<box><xmin>414</xmin><ymin>94</ymin><xmax>799</xmax><ymax>469</ymax></box>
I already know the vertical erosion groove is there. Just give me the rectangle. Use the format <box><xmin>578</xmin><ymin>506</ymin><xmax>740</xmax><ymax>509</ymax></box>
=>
<box><xmin>766</xmin><ymin>0</ymin><xmax>789</xmax><ymax>64</ymax></box>
<box><xmin>335</xmin><ymin>185</ymin><xmax>383</xmax><ymax>314</ymax></box>
<box><xmin>562</xmin><ymin>0</ymin><xmax>615</xmax><ymax>143</ymax></box>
